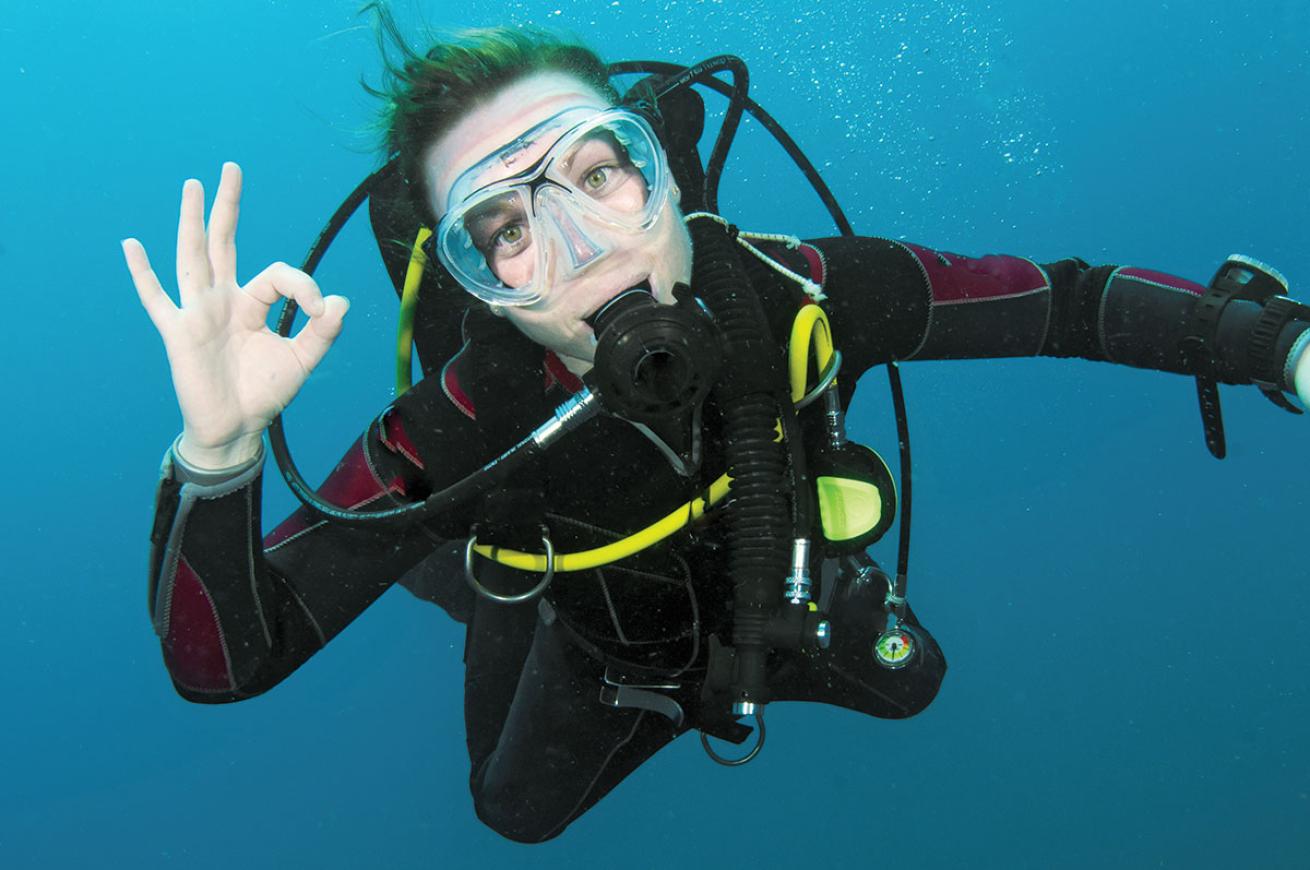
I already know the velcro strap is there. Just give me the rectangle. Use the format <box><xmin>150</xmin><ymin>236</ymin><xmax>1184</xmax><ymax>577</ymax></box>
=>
<box><xmin>1195</xmin><ymin>376</ymin><xmax>1226</xmax><ymax>459</ymax></box>
<box><xmin>1178</xmin><ymin>282</ymin><xmax>1234</xmax><ymax>374</ymax></box>
<box><xmin>599</xmin><ymin>683</ymin><xmax>686</xmax><ymax>728</ymax></box>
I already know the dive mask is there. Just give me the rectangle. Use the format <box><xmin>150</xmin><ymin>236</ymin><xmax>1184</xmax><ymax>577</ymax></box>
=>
<box><xmin>431</xmin><ymin>106</ymin><xmax>672</xmax><ymax>306</ymax></box>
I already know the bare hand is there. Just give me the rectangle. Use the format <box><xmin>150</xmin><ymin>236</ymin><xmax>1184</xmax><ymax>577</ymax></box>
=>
<box><xmin>1294</xmin><ymin>338</ymin><xmax>1310</xmax><ymax>407</ymax></box>
<box><xmin>123</xmin><ymin>163</ymin><xmax>349</xmax><ymax>470</ymax></box>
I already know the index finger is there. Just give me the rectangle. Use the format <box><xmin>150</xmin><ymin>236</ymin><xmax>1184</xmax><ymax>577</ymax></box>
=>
<box><xmin>243</xmin><ymin>261</ymin><xmax>326</xmax><ymax>318</ymax></box>
<box><xmin>122</xmin><ymin>238</ymin><xmax>178</xmax><ymax>332</ymax></box>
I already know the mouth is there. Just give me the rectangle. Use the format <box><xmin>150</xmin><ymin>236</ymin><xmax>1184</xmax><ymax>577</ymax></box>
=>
<box><xmin>581</xmin><ymin>276</ymin><xmax>653</xmax><ymax>326</ymax></box>
<box><xmin>584</xmin><ymin>280</ymin><xmax>654</xmax><ymax>330</ymax></box>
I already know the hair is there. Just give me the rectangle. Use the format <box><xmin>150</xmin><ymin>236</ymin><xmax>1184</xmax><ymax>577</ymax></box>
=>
<box><xmin>362</xmin><ymin>3</ymin><xmax>619</xmax><ymax>224</ymax></box>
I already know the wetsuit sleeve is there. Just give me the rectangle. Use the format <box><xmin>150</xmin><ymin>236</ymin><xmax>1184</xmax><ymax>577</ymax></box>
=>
<box><xmin>146</xmin><ymin>379</ymin><xmax>478</xmax><ymax>703</ymax></box>
<box><xmin>806</xmin><ymin>236</ymin><xmax>1310</xmax><ymax>393</ymax></box>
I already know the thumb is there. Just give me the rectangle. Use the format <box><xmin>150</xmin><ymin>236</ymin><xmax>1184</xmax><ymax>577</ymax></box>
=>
<box><xmin>291</xmin><ymin>294</ymin><xmax>350</xmax><ymax>373</ymax></box>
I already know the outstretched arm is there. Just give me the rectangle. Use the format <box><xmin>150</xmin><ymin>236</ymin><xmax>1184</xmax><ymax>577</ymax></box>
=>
<box><xmin>804</xmin><ymin>236</ymin><xmax>1309</xmax><ymax>405</ymax></box>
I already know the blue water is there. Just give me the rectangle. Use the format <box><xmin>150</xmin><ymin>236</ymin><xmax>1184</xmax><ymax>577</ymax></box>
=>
<box><xmin>3</xmin><ymin>1</ymin><xmax>1308</xmax><ymax>866</ymax></box>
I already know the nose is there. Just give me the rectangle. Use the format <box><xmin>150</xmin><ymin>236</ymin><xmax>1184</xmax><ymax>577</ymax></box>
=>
<box><xmin>535</xmin><ymin>186</ymin><xmax>605</xmax><ymax>273</ymax></box>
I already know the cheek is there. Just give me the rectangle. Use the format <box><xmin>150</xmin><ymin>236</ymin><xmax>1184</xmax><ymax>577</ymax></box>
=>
<box><xmin>676</xmin><ymin>225</ymin><xmax>693</xmax><ymax>277</ymax></box>
<box><xmin>612</xmin><ymin>174</ymin><xmax>650</xmax><ymax>213</ymax></box>
<box><xmin>494</xmin><ymin>250</ymin><xmax>535</xmax><ymax>289</ymax></box>
<box><xmin>656</xmin><ymin>211</ymin><xmax>693</xmax><ymax>282</ymax></box>
<box><xmin>503</xmin><ymin>305</ymin><xmax>580</xmax><ymax>350</ymax></box>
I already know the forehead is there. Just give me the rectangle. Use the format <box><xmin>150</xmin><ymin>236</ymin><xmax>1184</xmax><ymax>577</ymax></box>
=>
<box><xmin>425</xmin><ymin>71</ymin><xmax>611</xmax><ymax>216</ymax></box>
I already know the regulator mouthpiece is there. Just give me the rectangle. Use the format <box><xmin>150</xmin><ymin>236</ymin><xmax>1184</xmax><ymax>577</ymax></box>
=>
<box><xmin>585</xmin><ymin>282</ymin><xmax>722</xmax><ymax>475</ymax></box>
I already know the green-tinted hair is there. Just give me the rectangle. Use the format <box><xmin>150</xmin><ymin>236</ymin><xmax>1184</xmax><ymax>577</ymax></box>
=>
<box><xmin>363</xmin><ymin>4</ymin><xmax>619</xmax><ymax>224</ymax></box>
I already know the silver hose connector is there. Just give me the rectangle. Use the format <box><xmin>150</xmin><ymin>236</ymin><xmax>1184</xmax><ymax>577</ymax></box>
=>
<box><xmin>824</xmin><ymin>386</ymin><xmax>847</xmax><ymax>447</ymax></box>
<box><xmin>531</xmin><ymin>389</ymin><xmax>601</xmax><ymax>449</ymax></box>
<box><xmin>783</xmin><ymin>538</ymin><xmax>813</xmax><ymax>603</ymax></box>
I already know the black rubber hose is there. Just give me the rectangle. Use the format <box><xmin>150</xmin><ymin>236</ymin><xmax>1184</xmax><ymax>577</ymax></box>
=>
<box><xmin>778</xmin><ymin>403</ymin><xmax>814</xmax><ymax>539</ymax></box>
<box><xmin>272</xmin><ymin>424</ymin><xmax>551</xmax><ymax>529</ymax></box>
<box><xmin>687</xmin><ymin>217</ymin><xmax>791</xmax><ymax>707</ymax></box>
<box><xmin>608</xmin><ymin>58</ymin><xmax>852</xmax><ymax>235</ymax></box>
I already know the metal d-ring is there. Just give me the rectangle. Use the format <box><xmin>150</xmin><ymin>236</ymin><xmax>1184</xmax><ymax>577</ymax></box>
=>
<box><xmin>464</xmin><ymin>534</ymin><xmax>556</xmax><ymax>604</ymax></box>
<box><xmin>700</xmin><ymin>711</ymin><xmax>767</xmax><ymax>766</ymax></box>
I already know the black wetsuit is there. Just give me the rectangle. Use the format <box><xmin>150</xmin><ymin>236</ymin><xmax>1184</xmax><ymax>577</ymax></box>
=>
<box><xmin>147</xmin><ymin>234</ymin><xmax>1309</xmax><ymax>842</ymax></box>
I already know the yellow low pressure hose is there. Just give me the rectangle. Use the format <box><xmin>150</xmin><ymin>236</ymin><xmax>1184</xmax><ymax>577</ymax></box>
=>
<box><xmin>788</xmin><ymin>302</ymin><xmax>835</xmax><ymax>403</ymax></box>
<box><xmin>480</xmin><ymin>473</ymin><xmax>733</xmax><ymax>572</ymax></box>
<box><xmin>476</xmin><ymin>306</ymin><xmax>837</xmax><ymax>573</ymax></box>
<box><xmin>395</xmin><ymin>227</ymin><xmax>433</xmax><ymax>397</ymax></box>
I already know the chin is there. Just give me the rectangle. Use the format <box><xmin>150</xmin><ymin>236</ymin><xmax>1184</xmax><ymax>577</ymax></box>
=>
<box><xmin>561</xmin><ymin>325</ymin><xmax>598</xmax><ymax>361</ymax></box>
<box><xmin>651</xmin><ymin>279</ymin><xmax>679</xmax><ymax>305</ymax></box>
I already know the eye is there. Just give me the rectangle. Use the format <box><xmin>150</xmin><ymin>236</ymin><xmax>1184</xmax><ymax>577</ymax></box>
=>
<box><xmin>491</xmin><ymin>221</ymin><xmax>528</xmax><ymax>251</ymax></box>
<box><xmin>583</xmin><ymin>165</ymin><xmax>614</xmax><ymax>191</ymax></box>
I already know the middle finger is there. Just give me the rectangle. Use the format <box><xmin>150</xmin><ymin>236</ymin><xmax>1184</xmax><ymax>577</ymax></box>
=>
<box><xmin>208</xmin><ymin>162</ymin><xmax>242</xmax><ymax>287</ymax></box>
<box><xmin>176</xmin><ymin>178</ymin><xmax>213</xmax><ymax>302</ymax></box>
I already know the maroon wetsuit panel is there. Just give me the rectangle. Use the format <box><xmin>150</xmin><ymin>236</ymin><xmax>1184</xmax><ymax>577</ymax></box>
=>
<box><xmin>164</xmin><ymin>557</ymin><xmax>234</xmax><ymax>694</ymax></box>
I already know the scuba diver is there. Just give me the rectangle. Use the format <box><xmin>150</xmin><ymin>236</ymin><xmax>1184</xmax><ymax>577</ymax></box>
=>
<box><xmin>123</xmin><ymin>24</ymin><xmax>1310</xmax><ymax>844</ymax></box>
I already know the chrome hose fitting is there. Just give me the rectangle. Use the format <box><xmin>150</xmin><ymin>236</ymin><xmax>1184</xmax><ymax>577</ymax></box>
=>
<box><xmin>783</xmin><ymin>538</ymin><xmax>813</xmax><ymax>603</ymax></box>
<box><xmin>733</xmin><ymin>700</ymin><xmax>759</xmax><ymax>717</ymax></box>
<box><xmin>824</xmin><ymin>387</ymin><xmax>847</xmax><ymax>447</ymax></box>
<box><xmin>532</xmin><ymin>390</ymin><xmax>601</xmax><ymax>448</ymax></box>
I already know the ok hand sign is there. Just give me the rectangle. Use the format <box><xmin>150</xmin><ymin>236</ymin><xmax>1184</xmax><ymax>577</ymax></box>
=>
<box><xmin>123</xmin><ymin>163</ymin><xmax>349</xmax><ymax>470</ymax></box>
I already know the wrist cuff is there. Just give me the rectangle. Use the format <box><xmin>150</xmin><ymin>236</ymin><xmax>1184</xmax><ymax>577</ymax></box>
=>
<box><xmin>169</xmin><ymin>434</ymin><xmax>265</xmax><ymax>486</ymax></box>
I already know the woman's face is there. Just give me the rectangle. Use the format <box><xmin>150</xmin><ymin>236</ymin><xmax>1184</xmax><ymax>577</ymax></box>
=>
<box><xmin>423</xmin><ymin>71</ymin><xmax>693</xmax><ymax>375</ymax></box>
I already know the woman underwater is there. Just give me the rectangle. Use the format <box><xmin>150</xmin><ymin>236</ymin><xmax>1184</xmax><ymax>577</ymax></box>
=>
<box><xmin>122</xmin><ymin>26</ymin><xmax>1310</xmax><ymax>843</ymax></box>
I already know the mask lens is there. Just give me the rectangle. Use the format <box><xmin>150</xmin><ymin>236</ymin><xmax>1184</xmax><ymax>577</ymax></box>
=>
<box><xmin>555</xmin><ymin>122</ymin><xmax>653</xmax><ymax>216</ymax></box>
<box><xmin>435</xmin><ymin>109</ymin><xmax>670</xmax><ymax>306</ymax></box>
<box><xmin>440</xmin><ymin>188</ymin><xmax>536</xmax><ymax>295</ymax></box>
